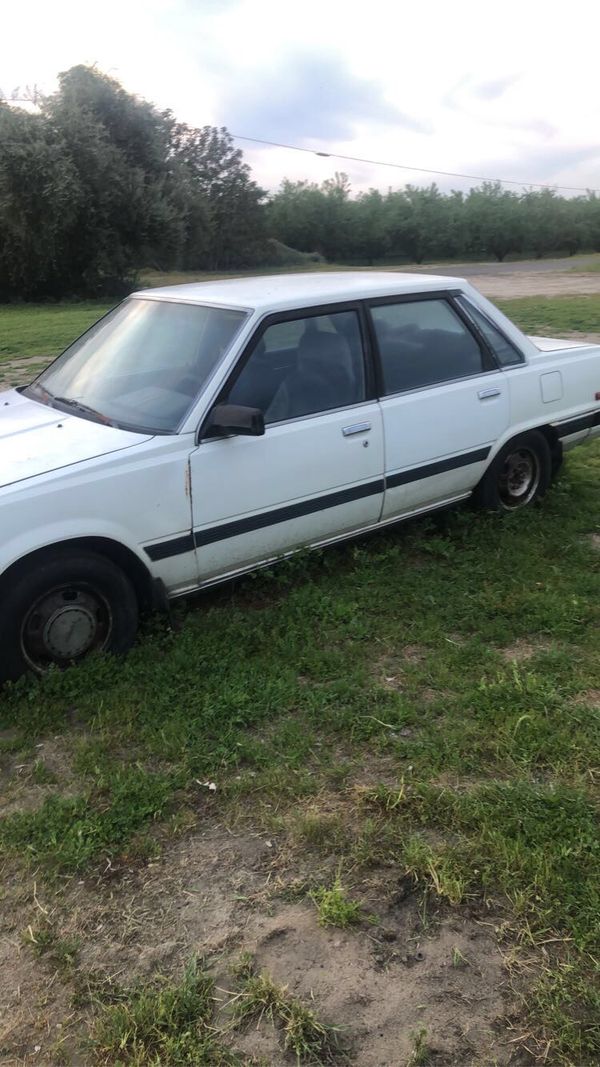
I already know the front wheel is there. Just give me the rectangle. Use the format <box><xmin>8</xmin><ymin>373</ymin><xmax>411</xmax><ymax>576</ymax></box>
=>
<box><xmin>474</xmin><ymin>431</ymin><xmax>552</xmax><ymax>512</ymax></box>
<box><xmin>0</xmin><ymin>550</ymin><xmax>139</xmax><ymax>684</ymax></box>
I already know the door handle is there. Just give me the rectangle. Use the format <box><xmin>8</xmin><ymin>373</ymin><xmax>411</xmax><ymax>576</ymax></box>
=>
<box><xmin>342</xmin><ymin>421</ymin><xmax>371</xmax><ymax>437</ymax></box>
<box><xmin>478</xmin><ymin>388</ymin><xmax>502</xmax><ymax>400</ymax></box>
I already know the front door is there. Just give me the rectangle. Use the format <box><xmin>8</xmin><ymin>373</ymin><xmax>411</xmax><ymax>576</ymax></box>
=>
<box><xmin>189</xmin><ymin>307</ymin><xmax>385</xmax><ymax>582</ymax></box>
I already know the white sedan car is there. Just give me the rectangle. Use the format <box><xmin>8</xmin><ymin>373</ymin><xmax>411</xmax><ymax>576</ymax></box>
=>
<box><xmin>1</xmin><ymin>272</ymin><xmax>599</xmax><ymax>681</ymax></box>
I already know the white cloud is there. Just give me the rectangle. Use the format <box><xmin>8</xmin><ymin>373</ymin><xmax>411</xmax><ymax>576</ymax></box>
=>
<box><xmin>3</xmin><ymin>0</ymin><xmax>600</xmax><ymax>194</ymax></box>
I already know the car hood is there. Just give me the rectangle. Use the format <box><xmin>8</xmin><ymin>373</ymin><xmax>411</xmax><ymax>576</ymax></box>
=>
<box><xmin>0</xmin><ymin>389</ymin><xmax>152</xmax><ymax>488</ymax></box>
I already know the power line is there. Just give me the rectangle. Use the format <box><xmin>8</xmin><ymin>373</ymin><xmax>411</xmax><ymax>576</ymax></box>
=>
<box><xmin>231</xmin><ymin>133</ymin><xmax>600</xmax><ymax>195</ymax></box>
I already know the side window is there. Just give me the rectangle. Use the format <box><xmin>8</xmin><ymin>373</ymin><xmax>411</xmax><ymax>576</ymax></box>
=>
<box><xmin>455</xmin><ymin>296</ymin><xmax>524</xmax><ymax>367</ymax></box>
<box><xmin>227</xmin><ymin>310</ymin><xmax>366</xmax><ymax>423</ymax></box>
<box><xmin>371</xmin><ymin>299</ymin><xmax>485</xmax><ymax>395</ymax></box>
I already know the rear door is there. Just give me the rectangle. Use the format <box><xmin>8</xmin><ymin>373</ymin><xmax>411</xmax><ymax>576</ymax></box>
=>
<box><xmin>188</xmin><ymin>305</ymin><xmax>385</xmax><ymax>582</ymax></box>
<box><xmin>369</xmin><ymin>294</ymin><xmax>510</xmax><ymax>518</ymax></box>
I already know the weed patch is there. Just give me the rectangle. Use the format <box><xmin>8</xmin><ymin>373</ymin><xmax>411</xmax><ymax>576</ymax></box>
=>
<box><xmin>232</xmin><ymin>965</ymin><xmax>346</xmax><ymax>1064</ymax></box>
<box><xmin>310</xmin><ymin>874</ymin><xmax>364</xmax><ymax>928</ymax></box>
<box><xmin>89</xmin><ymin>957</ymin><xmax>240</xmax><ymax>1065</ymax></box>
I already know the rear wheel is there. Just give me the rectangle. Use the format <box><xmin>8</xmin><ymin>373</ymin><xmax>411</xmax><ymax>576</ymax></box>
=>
<box><xmin>475</xmin><ymin>431</ymin><xmax>552</xmax><ymax>512</ymax></box>
<box><xmin>0</xmin><ymin>550</ymin><xmax>138</xmax><ymax>683</ymax></box>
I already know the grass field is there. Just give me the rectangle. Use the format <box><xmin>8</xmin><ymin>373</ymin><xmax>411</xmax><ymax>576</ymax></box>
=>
<box><xmin>573</xmin><ymin>259</ymin><xmax>600</xmax><ymax>273</ymax></box>
<box><xmin>0</xmin><ymin>285</ymin><xmax>599</xmax><ymax>1064</ymax></box>
<box><xmin>0</xmin><ymin>302</ymin><xmax>113</xmax><ymax>363</ymax></box>
<box><xmin>495</xmin><ymin>296</ymin><xmax>600</xmax><ymax>335</ymax></box>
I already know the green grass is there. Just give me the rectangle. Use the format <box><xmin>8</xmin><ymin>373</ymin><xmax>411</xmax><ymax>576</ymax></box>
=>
<box><xmin>497</xmin><ymin>295</ymin><xmax>600</xmax><ymax>335</ymax></box>
<box><xmin>232</xmin><ymin>967</ymin><xmax>344</xmax><ymax>1064</ymax></box>
<box><xmin>364</xmin><ymin>780</ymin><xmax>600</xmax><ymax>949</ymax></box>
<box><xmin>86</xmin><ymin>955</ymin><xmax>345</xmax><ymax>1065</ymax></box>
<box><xmin>408</xmin><ymin>1026</ymin><xmax>430</xmax><ymax>1066</ymax></box>
<box><xmin>0</xmin><ymin>302</ymin><xmax>113</xmax><ymax>362</ymax></box>
<box><xmin>310</xmin><ymin>874</ymin><xmax>363</xmax><ymax>928</ymax></box>
<box><xmin>572</xmin><ymin>258</ymin><xmax>600</xmax><ymax>273</ymax></box>
<box><xmin>0</xmin><ymin>768</ymin><xmax>175</xmax><ymax>870</ymax></box>
<box><xmin>89</xmin><ymin>957</ymin><xmax>241</xmax><ymax>1066</ymax></box>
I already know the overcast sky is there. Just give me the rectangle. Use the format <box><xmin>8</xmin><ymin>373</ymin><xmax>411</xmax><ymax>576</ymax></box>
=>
<box><xmin>3</xmin><ymin>0</ymin><xmax>600</xmax><ymax>196</ymax></box>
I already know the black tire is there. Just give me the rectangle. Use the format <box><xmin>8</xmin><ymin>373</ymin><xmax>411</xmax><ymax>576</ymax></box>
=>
<box><xmin>0</xmin><ymin>549</ymin><xmax>138</xmax><ymax>684</ymax></box>
<box><xmin>474</xmin><ymin>431</ymin><xmax>552</xmax><ymax>512</ymax></box>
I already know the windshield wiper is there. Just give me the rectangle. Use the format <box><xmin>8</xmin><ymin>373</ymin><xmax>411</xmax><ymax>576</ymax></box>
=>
<box><xmin>53</xmin><ymin>396</ymin><xmax>116</xmax><ymax>426</ymax></box>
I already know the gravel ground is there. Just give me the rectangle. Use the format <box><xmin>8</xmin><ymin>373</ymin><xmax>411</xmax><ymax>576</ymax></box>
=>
<box><xmin>457</xmin><ymin>270</ymin><xmax>600</xmax><ymax>299</ymax></box>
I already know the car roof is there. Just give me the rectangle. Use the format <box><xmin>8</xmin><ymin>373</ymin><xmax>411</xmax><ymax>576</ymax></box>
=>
<box><xmin>132</xmin><ymin>270</ymin><xmax>466</xmax><ymax>313</ymax></box>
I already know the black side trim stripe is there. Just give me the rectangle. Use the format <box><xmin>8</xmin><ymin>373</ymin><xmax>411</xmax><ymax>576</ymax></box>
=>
<box><xmin>194</xmin><ymin>479</ymin><xmax>385</xmax><ymax>547</ymax></box>
<box><xmin>145</xmin><ymin>481</ymin><xmax>384</xmax><ymax>561</ymax></box>
<box><xmin>386</xmin><ymin>446</ymin><xmax>491</xmax><ymax>489</ymax></box>
<box><xmin>146</xmin><ymin>532</ymin><xmax>195</xmax><ymax>562</ymax></box>
<box><xmin>144</xmin><ymin>446</ymin><xmax>496</xmax><ymax>562</ymax></box>
<box><xmin>554</xmin><ymin>413</ymin><xmax>595</xmax><ymax>438</ymax></box>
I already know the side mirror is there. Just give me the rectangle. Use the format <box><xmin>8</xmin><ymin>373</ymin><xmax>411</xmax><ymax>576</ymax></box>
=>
<box><xmin>206</xmin><ymin>403</ymin><xmax>265</xmax><ymax>437</ymax></box>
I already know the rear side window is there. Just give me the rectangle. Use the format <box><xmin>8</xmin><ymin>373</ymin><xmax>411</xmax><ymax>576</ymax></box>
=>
<box><xmin>456</xmin><ymin>296</ymin><xmax>524</xmax><ymax>367</ymax></box>
<box><xmin>371</xmin><ymin>299</ymin><xmax>485</xmax><ymax>395</ymax></box>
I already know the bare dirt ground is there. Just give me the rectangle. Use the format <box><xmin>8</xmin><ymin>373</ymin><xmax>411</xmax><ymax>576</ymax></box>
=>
<box><xmin>465</xmin><ymin>270</ymin><xmax>600</xmax><ymax>300</ymax></box>
<box><xmin>0</xmin><ymin>816</ymin><xmax>524</xmax><ymax>1066</ymax></box>
<box><xmin>0</xmin><ymin>358</ymin><xmax>52</xmax><ymax>392</ymax></box>
<box><xmin>420</xmin><ymin>257</ymin><xmax>600</xmax><ymax>299</ymax></box>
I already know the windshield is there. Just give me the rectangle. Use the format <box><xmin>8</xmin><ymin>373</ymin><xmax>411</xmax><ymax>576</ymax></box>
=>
<box><xmin>26</xmin><ymin>298</ymin><xmax>248</xmax><ymax>433</ymax></box>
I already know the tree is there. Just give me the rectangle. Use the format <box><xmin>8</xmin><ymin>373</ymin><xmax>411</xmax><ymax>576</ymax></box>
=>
<box><xmin>267</xmin><ymin>179</ymin><xmax>327</xmax><ymax>253</ymax></box>
<box><xmin>0</xmin><ymin>64</ymin><xmax>595</xmax><ymax>298</ymax></box>
<box><xmin>384</xmin><ymin>184</ymin><xmax>455</xmax><ymax>263</ymax></box>
<box><xmin>41</xmin><ymin>65</ymin><xmax>182</xmax><ymax>293</ymax></box>
<box><xmin>0</xmin><ymin>66</ymin><xmax>268</xmax><ymax>298</ymax></box>
<box><xmin>354</xmin><ymin>189</ymin><xmax>389</xmax><ymax>264</ymax></box>
<box><xmin>464</xmin><ymin>183</ymin><xmax>523</xmax><ymax>262</ymax></box>
<box><xmin>170</xmin><ymin>125</ymin><xmax>266</xmax><ymax>269</ymax></box>
<box><xmin>0</xmin><ymin>104</ymin><xmax>80</xmax><ymax>299</ymax></box>
<box><xmin>520</xmin><ymin>189</ymin><xmax>575</xmax><ymax>258</ymax></box>
<box><xmin>577</xmin><ymin>194</ymin><xmax>600</xmax><ymax>253</ymax></box>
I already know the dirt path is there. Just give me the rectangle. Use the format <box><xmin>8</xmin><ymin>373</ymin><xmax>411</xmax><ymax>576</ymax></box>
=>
<box><xmin>465</xmin><ymin>270</ymin><xmax>600</xmax><ymax>299</ymax></box>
